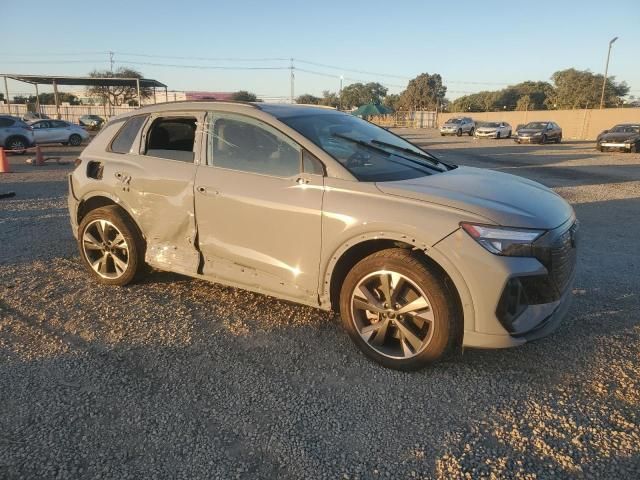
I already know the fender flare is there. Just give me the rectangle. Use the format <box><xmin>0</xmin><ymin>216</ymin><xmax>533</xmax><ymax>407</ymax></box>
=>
<box><xmin>320</xmin><ymin>230</ymin><xmax>476</xmax><ymax>333</ymax></box>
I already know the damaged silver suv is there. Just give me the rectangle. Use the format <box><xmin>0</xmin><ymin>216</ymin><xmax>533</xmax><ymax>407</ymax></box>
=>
<box><xmin>68</xmin><ymin>102</ymin><xmax>578</xmax><ymax>370</ymax></box>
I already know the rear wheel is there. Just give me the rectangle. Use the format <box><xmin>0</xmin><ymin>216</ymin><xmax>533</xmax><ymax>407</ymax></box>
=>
<box><xmin>77</xmin><ymin>206</ymin><xmax>146</xmax><ymax>286</ymax></box>
<box><xmin>339</xmin><ymin>249</ymin><xmax>459</xmax><ymax>371</ymax></box>
<box><xmin>456</xmin><ymin>128</ymin><xmax>462</xmax><ymax>137</ymax></box>
<box><xmin>5</xmin><ymin>136</ymin><xmax>27</xmax><ymax>154</ymax></box>
<box><xmin>496</xmin><ymin>132</ymin><xmax>501</xmax><ymax>139</ymax></box>
<box><xmin>541</xmin><ymin>134</ymin><xmax>547</xmax><ymax>144</ymax></box>
<box><xmin>468</xmin><ymin>127</ymin><xmax>475</xmax><ymax>136</ymax></box>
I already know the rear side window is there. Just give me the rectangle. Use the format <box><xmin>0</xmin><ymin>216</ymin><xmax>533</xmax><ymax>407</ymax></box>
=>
<box><xmin>144</xmin><ymin>117</ymin><xmax>197</xmax><ymax>163</ymax></box>
<box><xmin>0</xmin><ymin>118</ymin><xmax>15</xmax><ymax>127</ymax></box>
<box><xmin>110</xmin><ymin>115</ymin><xmax>148</xmax><ymax>154</ymax></box>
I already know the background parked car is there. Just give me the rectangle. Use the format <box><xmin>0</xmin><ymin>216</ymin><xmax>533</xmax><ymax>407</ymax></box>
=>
<box><xmin>0</xmin><ymin>115</ymin><xmax>35</xmax><ymax>154</ymax></box>
<box><xmin>596</xmin><ymin>123</ymin><xmax>640</xmax><ymax>152</ymax></box>
<box><xmin>22</xmin><ymin>112</ymin><xmax>50</xmax><ymax>122</ymax></box>
<box><xmin>474</xmin><ymin>121</ymin><xmax>512</xmax><ymax>139</ymax></box>
<box><xmin>78</xmin><ymin>115</ymin><xmax>105</xmax><ymax>130</ymax></box>
<box><xmin>440</xmin><ymin>117</ymin><xmax>475</xmax><ymax>136</ymax></box>
<box><xmin>515</xmin><ymin>121</ymin><xmax>562</xmax><ymax>144</ymax></box>
<box><xmin>30</xmin><ymin>119</ymin><xmax>90</xmax><ymax>146</ymax></box>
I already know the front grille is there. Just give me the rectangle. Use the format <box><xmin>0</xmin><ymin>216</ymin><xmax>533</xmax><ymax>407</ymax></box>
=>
<box><xmin>548</xmin><ymin>223</ymin><xmax>578</xmax><ymax>292</ymax></box>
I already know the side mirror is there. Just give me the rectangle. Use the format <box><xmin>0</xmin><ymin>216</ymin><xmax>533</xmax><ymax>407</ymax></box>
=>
<box><xmin>602</xmin><ymin>129</ymin><xmax>609</xmax><ymax>134</ymax></box>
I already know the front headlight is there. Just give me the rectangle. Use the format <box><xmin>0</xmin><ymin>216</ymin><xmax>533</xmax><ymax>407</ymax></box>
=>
<box><xmin>534</xmin><ymin>132</ymin><xmax>542</xmax><ymax>136</ymax></box>
<box><xmin>460</xmin><ymin>223</ymin><xmax>545</xmax><ymax>256</ymax></box>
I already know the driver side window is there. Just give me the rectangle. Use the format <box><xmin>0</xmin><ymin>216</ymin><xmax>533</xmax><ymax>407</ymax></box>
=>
<box><xmin>208</xmin><ymin>113</ymin><xmax>301</xmax><ymax>178</ymax></box>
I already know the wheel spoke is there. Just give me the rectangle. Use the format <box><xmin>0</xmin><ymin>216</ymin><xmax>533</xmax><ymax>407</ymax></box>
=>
<box><xmin>396</xmin><ymin>296</ymin><xmax>429</xmax><ymax>315</ymax></box>
<box><xmin>83</xmin><ymin>232</ymin><xmax>103</xmax><ymax>250</ymax></box>
<box><xmin>94</xmin><ymin>221</ymin><xmax>107</xmax><ymax>243</ymax></box>
<box><xmin>394</xmin><ymin>320</ymin><xmax>424</xmax><ymax>351</ymax></box>
<box><xmin>370</xmin><ymin>319</ymin><xmax>390</xmax><ymax>346</ymax></box>
<box><xmin>112</xmin><ymin>233</ymin><xmax>127</xmax><ymax>249</ymax></box>
<box><xmin>390</xmin><ymin>275</ymin><xmax>406</xmax><ymax>305</ymax></box>
<box><xmin>360</xmin><ymin>319</ymin><xmax>388</xmax><ymax>342</ymax></box>
<box><xmin>400</xmin><ymin>335</ymin><xmax>414</xmax><ymax>357</ymax></box>
<box><xmin>111</xmin><ymin>252</ymin><xmax>128</xmax><ymax>274</ymax></box>
<box><xmin>354</xmin><ymin>285</ymin><xmax>385</xmax><ymax>314</ymax></box>
<box><xmin>379</xmin><ymin>273</ymin><xmax>392</xmax><ymax>303</ymax></box>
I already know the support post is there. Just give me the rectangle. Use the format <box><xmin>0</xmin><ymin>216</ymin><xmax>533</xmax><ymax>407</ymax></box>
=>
<box><xmin>136</xmin><ymin>78</ymin><xmax>141</xmax><ymax>108</ymax></box>
<box><xmin>35</xmin><ymin>83</ymin><xmax>40</xmax><ymax>112</ymax></box>
<box><xmin>3</xmin><ymin>76</ymin><xmax>10</xmax><ymax>115</ymax></box>
<box><xmin>164</xmin><ymin>86</ymin><xmax>168</xmax><ymax>103</ymax></box>
<box><xmin>153</xmin><ymin>87</ymin><xmax>157</xmax><ymax>104</ymax></box>
<box><xmin>290</xmin><ymin>58</ymin><xmax>295</xmax><ymax>104</ymax></box>
<box><xmin>52</xmin><ymin>79</ymin><xmax>61</xmax><ymax>119</ymax></box>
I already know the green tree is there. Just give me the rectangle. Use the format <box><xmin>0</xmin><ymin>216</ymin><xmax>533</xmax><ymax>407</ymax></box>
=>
<box><xmin>295</xmin><ymin>94</ymin><xmax>321</xmax><ymax>105</ymax></box>
<box><xmin>230</xmin><ymin>90</ymin><xmax>259</xmax><ymax>102</ymax></box>
<box><xmin>398</xmin><ymin>73</ymin><xmax>446</xmax><ymax>110</ymax></box>
<box><xmin>383</xmin><ymin>93</ymin><xmax>401</xmax><ymax>111</ymax></box>
<box><xmin>550</xmin><ymin>68</ymin><xmax>629</xmax><ymax>109</ymax></box>
<box><xmin>319</xmin><ymin>90</ymin><xmax>339</xmax><ymax>108</ymax></box>
<box><xmin>515</xmin><ymin>95</ymin><xmax>532</xmax><ymax>111</ymax></box>
<box><xmin>86</xmin><ymin>68</ymin><xmax>152</xmax><ymax>106</ymax></box>
<box><xmin>13</xmin><ymin>93</ymin><xmax>80</xmax><ymax>105</ymax></box>
<box><xmin>451</xmin><ymin>94</ymin><xmax>482</xmax><ymax>112</ymax></box>
<box><xmin>340</xmin><ymin>82</ymin><xmax>388</xmax><ymax>109</ymax></box>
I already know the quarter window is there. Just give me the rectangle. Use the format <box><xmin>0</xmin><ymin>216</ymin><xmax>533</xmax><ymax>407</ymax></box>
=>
<box><xmin>0</xmin><ymin>118</ymin><xmax>13</xmax><ymax>127</ymax></box>
<box><xmin>208</xmin><ymin>113</ymin><xmax>301</xmax><ymax>177</ymax></box>
<box><xmin>111</xmin><ymin>115</ymin><xmax>148</xmax><ymax>154</ymax></box>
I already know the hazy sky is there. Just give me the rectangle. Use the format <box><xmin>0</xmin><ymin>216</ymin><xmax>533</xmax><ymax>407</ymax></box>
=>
<box><xmin>3</xmin><ymin>0</ymin><xmax>639</xmax><ymax>101</ymax></box>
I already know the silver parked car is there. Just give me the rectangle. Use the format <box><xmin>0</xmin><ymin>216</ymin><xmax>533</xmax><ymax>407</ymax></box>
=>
<box><xmin>68</xmin><ymin>102</ymin><xmax>578</xmax><ymax>370</ymax></box>
<box><xmin>440</xmin><ymin>117</ymin><xmax>475</xmax><ymax>136</ymax></box>
<box><xmin>0</xmin><ymin>115</ymin><xmax>36</xmax><ymax>153</ymax></box>
<box><xmin>30</xmin><ymin>119</ymin><xmax>90</xmax><ymax>146</ymax></box>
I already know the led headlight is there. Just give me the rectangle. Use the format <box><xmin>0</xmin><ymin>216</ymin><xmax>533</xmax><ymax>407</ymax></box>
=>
<box><xmin>460</xmin><ymin>223</ymin><xmax>545</xmax><ymax>257</ymax></box>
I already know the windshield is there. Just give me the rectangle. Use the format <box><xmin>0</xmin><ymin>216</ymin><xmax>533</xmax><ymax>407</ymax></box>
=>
<box><xmin>610</xmin><ymin>124</ymin><xmax>640</xmax><ymax>133</ymax></box>
<box><xmin>446</xmin><ymin>118</ymin><xmax>462</xmax><ymax>124</ymax></box>
<box><xmin>479</xmin><ymin>122</ymin><xmax>500</xmax><ymax>128</ymax></box>
<box><xmin>279</xmin><ymin>112</ymin><xmax>447</xmax><ymax>182</ymax></box>
<box><xmin>523</xmin><ymin>122</ymin><xmax>548</xmax><ymax>130</ymax></box>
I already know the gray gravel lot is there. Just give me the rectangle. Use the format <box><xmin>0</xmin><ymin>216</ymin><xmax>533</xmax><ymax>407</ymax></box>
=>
<box><xmin>1</xmin><ymin>133</ymin><xmax>639</xmax><ymax>479</ymax></box>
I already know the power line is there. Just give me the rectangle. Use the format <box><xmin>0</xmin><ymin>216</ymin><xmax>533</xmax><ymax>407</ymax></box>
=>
<box><xmin>117</xmin><ymin>60</ymin><xmax>287</xmax><ymax>71</ymax></box>
<box><xmin>114</xmin><ymin>51</ymin><xmax>289</xmax><ymax>62</ymax></box>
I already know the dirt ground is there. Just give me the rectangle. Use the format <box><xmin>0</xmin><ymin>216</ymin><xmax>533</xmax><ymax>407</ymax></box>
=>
<box><xmin>1</xmin><ymin>131</ymin><xmax>639</xmax><ymax>479</ymax></box>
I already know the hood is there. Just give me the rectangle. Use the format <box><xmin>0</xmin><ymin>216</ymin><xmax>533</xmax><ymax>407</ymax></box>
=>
<box><xmin>443</xmin><ymin>123</ymin><xmax>460</xmax><ymax>127</ymax></box>
<box><xmin>598</xmin><ymin>131</ymin><xmax>638</xmax><ymax>142</ymax></box>
<box><xmin>376</xmin><ymin>166</ymin><xmax>573</xmax><ymax>229</ymax></box>
<box><xmin>517</xmin><ymin>128</ymin><xmax>543</xmax><ymax>136</ymax></box>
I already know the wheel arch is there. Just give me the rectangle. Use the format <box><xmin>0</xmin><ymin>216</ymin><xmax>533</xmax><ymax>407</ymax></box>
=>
<box><xmin>76</xmin><ymin>193</ymin><xmax>145</xmax><ymax>242</ymax></box>
<box><xmin>323</xmin><ymin>233</ymin><xmax>473</xmax><ymax>344</ymax></box>
<box><xmin>4</xmin><ymin>134</ymin><xmax>29</xmax><ymax>148</ymax></box>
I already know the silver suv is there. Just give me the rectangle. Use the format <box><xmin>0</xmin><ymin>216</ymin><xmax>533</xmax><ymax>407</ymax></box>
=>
<box><xmin>0</xmin><ymin>115</ymin><xmax>36</xmax><ymax>153</ymax></box>
<box><xmin>440</xmin><ymin>117</ymin><xmax>475</xmax><ymax>136</ymax></box>
<box><xmin>68</xmin><ymin>102</ymin><xmax>578</xmax><ymax>370</ymax></box>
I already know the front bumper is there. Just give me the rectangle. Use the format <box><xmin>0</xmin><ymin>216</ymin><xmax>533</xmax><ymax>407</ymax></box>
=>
<box><xmin>599</xmin><ymin>142</ymin><xmax>633</xmax><ymax>151</ymax></box>
<box><xmin>433</xmin><ymin>220</ymin><xmax>577</xmax><ymax>349</ymax></box>
<box><xmin>515</xmin><ymin>136</ymin><xmax>542</xmax><ymax>144</ymax></box>
<box><xmin>67</xmin><ymin>174</ymin><xmax>79</xmax><ymax>239</ymax></box>
<box><xmin>440</xmin><ymin>128</ymin><xmax>458</xmax><ymax>135</ymax></box>
<box><xmin>475</xmin><ymin>131</ymin><xmax>498</xmax><ymax>138</ymax></box>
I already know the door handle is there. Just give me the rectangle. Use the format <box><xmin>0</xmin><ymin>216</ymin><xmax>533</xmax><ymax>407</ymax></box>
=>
<box><xmin>296</xmin><ymin>177</ymin><xmax>310</xmax><ymax>185</ymax></box>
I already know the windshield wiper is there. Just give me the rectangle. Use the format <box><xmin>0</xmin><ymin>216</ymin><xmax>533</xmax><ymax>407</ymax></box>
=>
<box><xmin>331</xmin><ymin>133</ymin><xmax>435</xmax><ymax>175</ymax></box>
<box><xmin>370</xmin><ymin>139</ymin><xmax>447</xmax><ymax>169</ymax></box>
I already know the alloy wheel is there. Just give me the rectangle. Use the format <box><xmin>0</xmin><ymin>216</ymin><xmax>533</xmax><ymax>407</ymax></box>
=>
<box><xmin>82</xmin><ymin>219</ymin><xmax>129</xmax><ymax>279</ymax></box>
<box><xmin>350</xmin><ymin>270</ymin><xmax>435</xmax><ymax>359</ymax></box>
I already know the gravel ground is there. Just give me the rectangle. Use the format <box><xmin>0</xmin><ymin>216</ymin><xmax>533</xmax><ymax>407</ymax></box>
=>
<box><xmin>1</xmin><ymin>135</ymin><xmax>639</xmax><ymax>479</ymax></box>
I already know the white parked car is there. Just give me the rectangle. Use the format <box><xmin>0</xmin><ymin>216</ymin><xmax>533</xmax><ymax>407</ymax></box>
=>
<box><xmin>30</xmin><ymin>119</ymin><xmax>90</xmax><ymax>146</ymax></box>
<box><xmin>475</xmin><ymin>122</ymin><xmax>512</xmax><ymax>139</ymax></box>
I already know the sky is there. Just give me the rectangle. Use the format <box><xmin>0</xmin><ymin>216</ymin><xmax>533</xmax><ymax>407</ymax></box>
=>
<box><xmin>3</xmin><ymin>0</ymin><xmax>639</xmax><ymax>102</ymax></box>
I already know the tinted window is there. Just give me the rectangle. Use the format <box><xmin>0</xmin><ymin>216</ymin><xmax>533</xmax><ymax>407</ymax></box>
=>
<box><xmin>32</xmin><ymin>121</ymin><xmax>48</xmax><ymax>129</ymax></box>
<box><xmin>144</xmin><ymin>117</ymin><xmax>197</xmax><ymax>162</ymax></box>
<box><xmin>110</xmin><ymin>115</ymin><xmax>148</xmax><ymax>154</ymax></box>
<box><xmin>0</xmin><ymin>118</ymin><xmax>15</xmax><ymax>127</ymax></box>
<box><xmin>52</xmin><ymin>120</ymin><xmax>68</xmax><ymax>128</ymax></box>
<box><xmin>209</xmin><ymin>114</ymin><xmax>301</xmax><ymax>177</ymax></box>
<box><xmin>303</xmin><ymin>150</ymin><xmax>325</xmax><ymax>175</ymax></box>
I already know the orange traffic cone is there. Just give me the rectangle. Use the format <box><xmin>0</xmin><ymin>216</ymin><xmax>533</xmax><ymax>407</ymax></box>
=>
<box><xmin>35</xmin><ymin>146</ymin><xmax>44</xmax><ymax>166</ymax></box>
<box><xmin>0</xmin><ymin>147</ymin><xmax>10</xmax><ymax>173</ymax></box>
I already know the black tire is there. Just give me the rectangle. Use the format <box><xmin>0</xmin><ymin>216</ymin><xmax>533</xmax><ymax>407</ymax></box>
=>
<box><xmin>69</xmin><ymin>134</ymin><xmax>82</xmax><ymax>146</ymax></box>
<box><xmin>597</xmin><ymin>145</ymin><xmax>604</xmax><ymax>152</ymax></box>
<box><xmin>507</xmin><ymin>130</ymin><xmax>512</xmax><ymax>138</ymax></box>
<box><xmin>339</xmin><ymin>248</ymin><xmax>460</xmax><ymax>371</ymax></box>
<box><xmin>440</xmin><ymin>133</ymin><xmax>445</xmax><ymax>136</ymax></box>
<box><xmin>468</xmin><ymin>127</ymin><xmax>474</xmax><ymax>136</ymax></box>
<box><xmin>496</xmin><ymin>132</ymin><xmax>501</xmax><ymax>139</ymax></box>
<box><xmin>5</xmin><ymin>136</ymin><xmax>28</xmax><ymax>154</ymax></box>
<box><xmin>456</xmin><ymin>128</ymin><xmax>462</xmax><ymax>137</ymax></box>
<box><xmin>555</xmin><ymin>135</ymin><xmax>562</xmax><ymax>144</ymax></box>
<box><xmin>77</xmin><ymin>205</ymin><xmax>146</xmax><ymax>286</ymax></box>
<box><xmin>541</xmin><ymin>134</ymin><xmax>547</xmax><ymax>144</ymax></box>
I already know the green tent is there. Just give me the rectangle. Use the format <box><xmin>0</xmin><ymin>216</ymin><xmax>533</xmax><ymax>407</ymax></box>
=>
<box><xmin>352</xmin><ymin>103</ymin><xmax>393</xmax><ymax>117</ymax></box>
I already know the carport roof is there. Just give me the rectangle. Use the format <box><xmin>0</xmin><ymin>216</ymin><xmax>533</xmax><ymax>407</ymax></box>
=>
<box><xmin>2</xmin><ymin>74</ymin><xmax>166</xmax><ymax>88</ymax></box>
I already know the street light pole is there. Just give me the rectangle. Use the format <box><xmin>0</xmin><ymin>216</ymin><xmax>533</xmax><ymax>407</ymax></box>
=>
<box><xmin>599</xmin><ymin>36</ymin><xmax>618</xmax><ymax>109</ymax></box>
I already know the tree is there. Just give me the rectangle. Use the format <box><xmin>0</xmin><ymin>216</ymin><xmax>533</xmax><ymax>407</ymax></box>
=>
<box><xmin>451</xmin><ymin>94</ymin><xmax>482</xmax><ymax>112</ymax></box>
<box><xmin>383</xmin><ymin>93</ymin><xmax>401</xmax><ymax>111</ymax></box>
<box><xmin>86</xmin><ymin>68</ymin><xmax>152</xmax><ymax>107</ymax></box>
<box><xmin>550</xmin><ymin>68</ymin><xmax>629</xmax><ymax>109</ymax></box>
<box><xmin>515</xmin><ymin>95</ymin><xmax>532</xmax><ymax>111</ymax></box>
<box><xmin>340</xmin><ymin>82</ymin><xmax>388</xmax><ymax>109</ymax></box>
<box><xmin>12</xmin><ymin>93</ymin><xmax>80</xmax><ymax>105</ymax></box>
<box><xmin>397</xmin><ymin>73</ymin><xmax>446</xmax><ymax>110</ymax></box>
<box><xmin>231</xmin><ymin>90</ymin><xmax>259</xmax><ymax>102</ymax></box>
<box><xmin>295</xmin><ymin>94</ymin><xmax>321</xmax><ymax>105</ymax></box>
<box><xmin>319</xmin><ymin>90</ymin><xmax>340</xmax><ymax>108</ymax></box>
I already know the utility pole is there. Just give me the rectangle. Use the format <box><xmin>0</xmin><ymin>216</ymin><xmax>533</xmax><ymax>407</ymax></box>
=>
<box><xmin>290</xmin><ymin>58</ymin><xmax>295</xmax><ymax>104</ymax></box>
<box><xmin>339</xmin><ymin>75</ymin><xmax>343</xmax><ymax>110</ymax></box>
<box><xmin>599</xmin><ymin>36</ymin><xmax>618</xmax><ymax>109</ymax></box>
<box><xmin>109</xmin><ymin>51</ymin><xmax>115</xmax><ymax>73</ymax></box>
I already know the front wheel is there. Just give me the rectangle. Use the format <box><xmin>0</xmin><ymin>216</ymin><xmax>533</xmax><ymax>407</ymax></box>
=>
<box><xmin>456</xmin><ymin>129</ymin><xmax>462</xmax><ymax>137</ymax></box>
<box><xmin>6</xmin><ymin>136</ymin><xmax>27</xmax><ymax>154</ymax></box>
<box><xmin>69</xmin><ymin>134</ymin><xmax>82</xmax><ymax>146</ymax></box>
<box><xmin>77</xmin><ymin>206</ymin><xmax>146</xmax><ymax>286</ymax></box>
<box><xmin>339</xmin><ymin>249</ymin><xmax>459</xmax><ymax>371</ymax></box>
<box><xmin>541</xmin><ymin>134</ymin><xmax>547</xmax><ymax>144</ymax></box>
<box><xmin>468</xmin><ymin>127</ymin><xmax>475</xmax><ymax>136</ymax></box>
